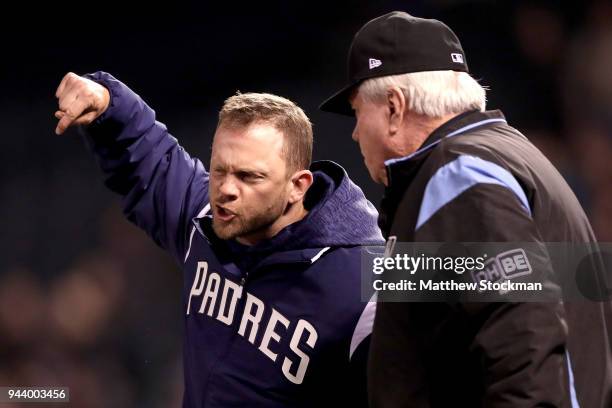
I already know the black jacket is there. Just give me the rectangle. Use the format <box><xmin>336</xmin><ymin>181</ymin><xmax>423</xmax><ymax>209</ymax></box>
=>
<box><xmin>368</xmin><ymin>109</ymin><xmax>612</xmax><ymax>407</ymax></box>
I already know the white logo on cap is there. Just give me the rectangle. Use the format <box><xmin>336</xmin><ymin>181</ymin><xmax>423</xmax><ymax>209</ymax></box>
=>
<box><xmin>451</xmin><ymin>53</ymin><xmax>464</xmax><ymax>63</ymax></box>
<box><xmin>369</xmin><ymin>58</ymin><xmax>382</xmax><ymax>69</ymax></box>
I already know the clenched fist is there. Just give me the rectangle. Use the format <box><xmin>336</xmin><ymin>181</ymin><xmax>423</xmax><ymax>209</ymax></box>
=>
<box><xmin>54</xmin><ymin>72</ymin><xmax>110</xmax><ymax>135</ymax></box>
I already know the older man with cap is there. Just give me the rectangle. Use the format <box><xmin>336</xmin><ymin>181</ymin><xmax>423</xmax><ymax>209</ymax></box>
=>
<box><xmin>321</xmin><ymin>11</ymin><xmax>612</xmax><ymax>408</ymax></box>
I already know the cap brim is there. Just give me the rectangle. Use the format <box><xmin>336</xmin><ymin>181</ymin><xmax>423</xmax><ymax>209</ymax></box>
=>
<box><xmin>319</xmin><ymin>82</ymin><xmax>358</xmax><ymax>116</ymax></box>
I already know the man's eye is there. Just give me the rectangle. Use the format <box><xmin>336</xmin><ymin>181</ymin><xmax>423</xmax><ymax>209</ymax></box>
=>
<box><xmin>238</xmin><ymin>173</ymin><xmax>262</xmax><ymax>182</ymax></box>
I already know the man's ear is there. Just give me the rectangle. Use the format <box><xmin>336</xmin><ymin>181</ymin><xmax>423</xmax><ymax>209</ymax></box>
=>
<box><xmin>288</xmin><ymin>170</ymin><xmax>314</xmax><ymax>204</ymax></box>
<box><xmin>387</xmin><ymin>87</ymin><xmax>407</xmax><ymax>135</ymax></box>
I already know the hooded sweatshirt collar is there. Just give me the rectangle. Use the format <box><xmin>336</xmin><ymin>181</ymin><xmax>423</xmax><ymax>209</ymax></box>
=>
<box><xmin>195</xmin><ymin>160</ymin><xmax>383</xmax><ymax>272</ymax></box>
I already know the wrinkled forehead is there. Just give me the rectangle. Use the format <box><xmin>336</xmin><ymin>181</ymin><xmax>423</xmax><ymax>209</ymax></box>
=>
<box><xmin>211</xmin><ymin>122</ymin><xmax>286</xmax><ymax>168</ymax></box>
<box><xmin>349</xmin><ymin>86</ymin><xmax>365</xmax><ymax>109</ymax></box>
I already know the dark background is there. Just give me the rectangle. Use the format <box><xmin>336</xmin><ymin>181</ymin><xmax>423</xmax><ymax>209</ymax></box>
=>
<box><xmin>1</xmin><ymin>1</ymin><xmax>611</xmax><ymax>406</ymax></box>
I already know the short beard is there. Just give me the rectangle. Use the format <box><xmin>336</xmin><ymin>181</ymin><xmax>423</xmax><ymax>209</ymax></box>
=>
<box><xmin>212</xmin><ymin>199</ymin><xmax>287</xmax><ymax>242</ymax></box>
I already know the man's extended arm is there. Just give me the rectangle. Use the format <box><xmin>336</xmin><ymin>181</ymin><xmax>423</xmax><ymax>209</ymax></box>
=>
<box><xmin>55</xmin><ymin>71</ymin><xmax>209</xmax><ymax>263</ymax></box>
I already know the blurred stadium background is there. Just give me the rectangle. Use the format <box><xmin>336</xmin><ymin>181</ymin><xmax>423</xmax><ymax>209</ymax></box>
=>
<box><xmin>0</xmin><ymin>1</ymin><xmax>611</xmax><ymax>406</ymax></box>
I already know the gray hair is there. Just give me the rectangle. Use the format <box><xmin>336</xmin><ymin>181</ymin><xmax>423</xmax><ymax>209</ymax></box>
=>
<box><xmin>358</xmin><ymin>70</ymin><xmax>487</xmax><ymax>118</ymax></box>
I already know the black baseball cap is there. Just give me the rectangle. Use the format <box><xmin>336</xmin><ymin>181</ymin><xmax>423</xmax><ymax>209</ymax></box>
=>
<box><xmin>320</xmin><ymin>11</ymin><xmax>469</xmax><ymax>116</ymax></box>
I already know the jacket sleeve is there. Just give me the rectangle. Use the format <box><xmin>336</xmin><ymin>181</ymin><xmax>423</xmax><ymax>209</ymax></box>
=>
<box><xmin>414</xmin><ymin>182</ymin><xmax>569</xmax><ymax>407</ymax></box>
<box><xmin>82</xmin><ymin>71</ymin><xmax>209</xmax><ymax>264</ymax></box>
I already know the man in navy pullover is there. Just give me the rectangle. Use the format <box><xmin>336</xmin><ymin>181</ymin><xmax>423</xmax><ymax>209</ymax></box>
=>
<box><xmin>53</xmin><ymin>71</ymin><xmax>383</xmax><ymax>407</ymax></box>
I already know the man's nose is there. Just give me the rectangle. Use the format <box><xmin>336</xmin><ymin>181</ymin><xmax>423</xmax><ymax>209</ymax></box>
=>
<box><xmin>217</xmin><ymin>178</ymin><xmax>239</xmax><ymax>201</ymax></box>
<box><xmin>351</xmin><ymin>126</ymin><xmax>359</xmax><ymax>142</ymax></box>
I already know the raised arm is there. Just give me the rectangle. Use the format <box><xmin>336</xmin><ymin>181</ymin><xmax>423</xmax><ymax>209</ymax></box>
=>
<box><xmin>55</xmin><ymin>71</ymin><xmax>210</xmax><ymax>264</ymax></box>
